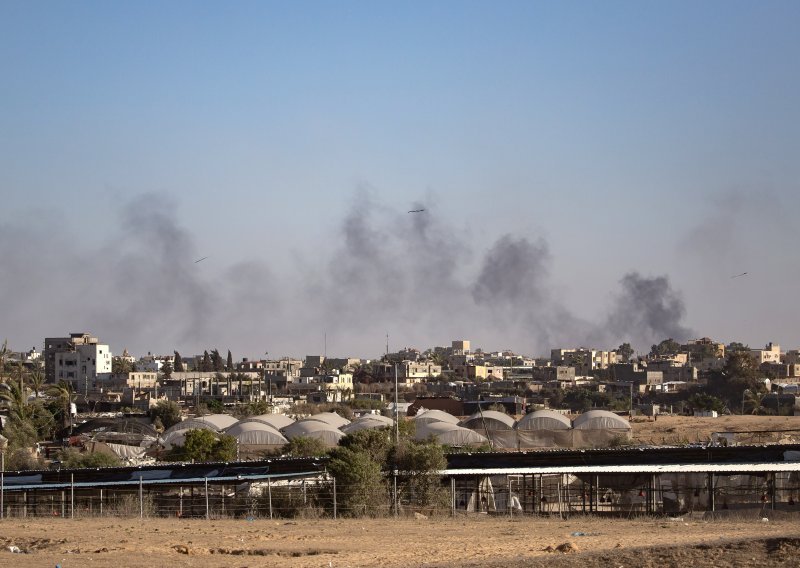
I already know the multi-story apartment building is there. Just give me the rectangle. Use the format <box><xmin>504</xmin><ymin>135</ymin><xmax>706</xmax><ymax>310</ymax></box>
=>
<box><xmin>550</xmin><ymin>348</ymin><xmax>617</xmax><ymax>373</ymax></box>
<box><xmin>44</xmin><ymin>332</ymin><xmax>112</xmax><ymax>389</ymax></box>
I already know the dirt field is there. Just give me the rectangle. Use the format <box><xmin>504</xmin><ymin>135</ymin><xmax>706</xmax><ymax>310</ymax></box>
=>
<box><xmin>1</xmin><ymin>514</ymin><xmax>799</xmax><ymax>567</ymax></box>
<box><xmin>630</xmin><ymin>414</ymin><xmax>800</xmax><ymax>446</ymax></box>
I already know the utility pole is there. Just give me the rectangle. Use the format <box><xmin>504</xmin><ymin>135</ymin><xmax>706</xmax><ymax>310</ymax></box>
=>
<box><xmin>394</xmin><ymin>363</ymin><xmax>399</xmax><ymax>444</ymax></box>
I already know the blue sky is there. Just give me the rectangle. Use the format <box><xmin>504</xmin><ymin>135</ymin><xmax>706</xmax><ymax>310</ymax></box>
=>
<box><xmin>1</xmin><ymin>2</ymin><xmax>799</xmax><ymax>359</ymax></box>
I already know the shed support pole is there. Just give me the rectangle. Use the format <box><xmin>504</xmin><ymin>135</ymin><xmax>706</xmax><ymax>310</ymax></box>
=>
<box><xmin>708</xmin><ymin>473</ymin><xmax>715</xmax><ymax>512</ymax></box>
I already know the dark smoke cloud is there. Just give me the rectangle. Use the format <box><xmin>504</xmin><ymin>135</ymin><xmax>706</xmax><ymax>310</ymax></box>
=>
<box><xmin>604</xmin><ymin>272</ymin><xmax>694</xmax><ymax>350</ymax></box>
<box><xmin>0</xmin><ymin>190</ymin><xmax>694</xmax><ymax>359</ymax></box>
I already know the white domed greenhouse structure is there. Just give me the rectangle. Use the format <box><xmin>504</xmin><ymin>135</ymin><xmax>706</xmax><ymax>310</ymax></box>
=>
<box><xmin>460</xmin><ymin>410</ymin><xmax>516</xmax><ymax>449</ymax></box>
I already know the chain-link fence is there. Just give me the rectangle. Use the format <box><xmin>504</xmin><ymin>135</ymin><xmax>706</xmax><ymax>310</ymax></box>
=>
<box><xmin>1</xmin><ymin>471</ymin><xmax>799</xmax><ymax>519</ymax></box>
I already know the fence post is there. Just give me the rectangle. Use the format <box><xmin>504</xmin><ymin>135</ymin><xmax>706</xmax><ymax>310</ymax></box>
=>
<box><xmin>204</xmin><ymin>477</ymin><xmax>209</xmax><ymax>520</ymax></box>
<box><xmin>267</xmin><ymin>477</ymin><xmax>273</xmax><ymax>519</ymax></box>
<box><xmin>393</xmin><ymin>473</ymin><xmax>397</xmax><ymax>518</ymax></box>
<box><xmin>451</xmin><ymin>477</ymin><xmax>455</xmax><ymax>517</ymax></box>
<box><xmin>1</xmin><ymin>465</ymin><xmax>4</xmax><ymax>519</ymax></box>
<box><xmin>332</xmin><ymin>477</ymin><xmax>337</xmax><ymax>520</ymax></box>
<box><xmin>139</xmin><ymin>475</ymin><xmax>144</xmax><ymax>519</ymax></box>
<box><xmin>100</xmin><ymin>489</ymin><xmax>103</xmax><ymax>516</ymax></box>
<box><xmin>61</xmin><ymin>490</ymin><xmax>65</xmax><ymax>518</ymax></box>
<box><xmin>70</xmin><ymin>474</ymin><xmax>74</xmax><ymax>519</ymax></box>
<box><xmin>507</xmin><ymin>475</ymin><xmax>512</xmax><ymax>518</ymax></box>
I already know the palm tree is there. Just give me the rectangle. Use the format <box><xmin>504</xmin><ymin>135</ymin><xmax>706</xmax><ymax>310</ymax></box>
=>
<box><xmin>47</xmin><ymin>380</ymin><xmax>76</xmax><ymax>430</ymax></box>
<box><xmin>26</xmin><ymin>366</ymin><xmax>45</xmax><ymax>399</ymax></box>
<box><xmin>0</xmin><ymin>339</ymin><xmax>11</xmax><ymax>382</ymax></box>
<box><xmin>743</xmin><ymin>389</ymin><xmax>769</xmax><ymax>415</ymax></box>
<box><xmin>0</xmin><ymin>375</ymin><xmax>30</xmax><ymax>422</ymax></box>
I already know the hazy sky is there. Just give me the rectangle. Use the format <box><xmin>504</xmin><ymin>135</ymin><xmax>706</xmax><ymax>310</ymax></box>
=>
<box><xmin>2</xmin><ymin>1</ymin><xmax>798</xmax><ymax>360</ymax></box>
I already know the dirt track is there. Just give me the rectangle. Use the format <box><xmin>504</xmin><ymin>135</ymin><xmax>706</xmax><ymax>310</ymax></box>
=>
<box><xmin>1</xmin><ymin>515</ymin><xmax>798</xmax><ymax>567</ymax></box>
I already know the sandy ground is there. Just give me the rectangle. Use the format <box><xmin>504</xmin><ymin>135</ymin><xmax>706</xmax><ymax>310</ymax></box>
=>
<box><xmin>1</xmin><ymin>515</ymin><xmax>799</xmax><ymax>568</ymax></box>
<box><xmin>630</xmin><ymin>414</ymin><xmax>800</xmax><ymax>446</ymax></box>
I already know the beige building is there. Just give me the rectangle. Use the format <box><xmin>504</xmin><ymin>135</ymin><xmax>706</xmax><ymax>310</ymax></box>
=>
<box><xmin>751</xmin><ymin>343</ymin><xmax>781</xmax><ymax>365</ymax></box>
<box><xmin>451</xmin><ymin>340</ymin><xmax>471</xmax><ymax>355</ymax></box>
<box><xmin>551</xmin><ymin>348</ymin><xmax>617</xmax><ymax>372</ymax></box>
<box><xmin>683</xmin><ymin>337</ymin><xmax>725</xmax><ymax>360</ymax></box>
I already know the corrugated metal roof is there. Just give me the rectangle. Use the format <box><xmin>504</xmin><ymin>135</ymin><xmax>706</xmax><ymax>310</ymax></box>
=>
<box><xmin>1</xmin><ymin>470</ymin><xmax>321</xmax><ymax>492</ymax></box>
<box><xmin>441</xmin><ymin>462</ymin><xmax>800</xmax><ymax>475</ymax></box>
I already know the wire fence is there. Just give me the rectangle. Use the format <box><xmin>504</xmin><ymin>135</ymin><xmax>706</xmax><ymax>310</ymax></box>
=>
<box><xmin>1</xmin><ymin>471</ymin><xmax>799</xmax><ymax>520</ymax></box>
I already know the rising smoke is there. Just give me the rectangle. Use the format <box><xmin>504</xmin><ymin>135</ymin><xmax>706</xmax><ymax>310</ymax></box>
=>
<box><xmin>0</xmin><ymin>191</ymin><xmax>695</xmax><ymax>358</ymax></box>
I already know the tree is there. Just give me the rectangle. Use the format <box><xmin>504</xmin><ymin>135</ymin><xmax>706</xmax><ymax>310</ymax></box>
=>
<box><xmin>58</xmin><ymin>447</ymin><xmax>122</xmax><ymax>468</ymax></box>
<box><xmin>226</xmin><ymin>350</ymin><xmax>233</xmax><ymax>371</ymax></box>
<box><xmin>150</xmin><ymin>400</ymin><xmax>182</xmax><ymax>429</ymax></box>
<box><xmin>352</xmin><ymin>362</ymin><xmax>374</xmax><ymax>386</ymax></box>
<box><xmin>0</xmin><ymin>374</ymin><xmax>31</xmax><ymax>422</ymax></box>
<box><xmin>0</xmin><ymin>339</ymin><xmax>11</xmax><ymax>380</ymax></box>
<box><xmin>173</xmin><ymin>429</ymin><xmax>236</xmax><ymax>462</ymax></box>
<box><xmin>46</xmin><ymin>380</ymin><xmax>75</xmax><ymax>430</ymax></box>
<box><xmin>723</xmin><ymin>351</ymin><xmax>759</xmax><ymax>381</ymax></box>
<box><xmin>112</xmin><ymin>357</ymin><xmax>134</xmax><ymax>376</ymax></box>
<box><xmin>174</xmin><ymin>351</ymin><xmax>184</xmax><ymax>372</ymax></box>
<box><xmin>617</xmin><ymin>343</ymin><xmax>634</xmax><ymax>363</ymax></box>
<box><xmin>393</xmin><ymin>440</ymin><xmax>447</xmax><ymax>509</ymax></box>
<box><xmin>161</xmin><ymin>360</ymin><xmax>173</xmax><ymax>381</ymax></box>
<box><xmin>326</xmin><ymin>446</ymin><xmax>387</xmax><ymax>517</ymax></box>
<box><xmin>743</xmin><ymin>389</ymin><xmax>770</xmax><ymax>415</ymax></box>
<box><xmin>649</xmin><ymin>339</ymin><xmax>681</xmax><ymax>358</ymax></box>
<box><xmin>201</xmin><ymin>350</ymin><xmax>212</xmax><ymax>372</ymax></box>
<box><xmin>687</xmin><ymin>393</ymin><xmax>726</xmax><ymax>414</ymax></box>
<box><xmin>282</xmin><ymin>436</ymin><xmax>329</xmax><ymax>458</ymax></box>
<box><xmin>339</xmin><ymin>428</ymin><xmax>393</xmax><ymax>464</ymax></box>
<box><xmin>211</xmin><ymin>349</ymin><xmax>224</xmax><ymax>372</ymax></box>
<box><xmin>727</xmin><ymin>342</ymin><xmax>749</xmax><ymax>353</ymax></box>
<box><xmin>27</xmin><ymin>366</ymin><xmax>45</xmax><ymax>398</ymax></box>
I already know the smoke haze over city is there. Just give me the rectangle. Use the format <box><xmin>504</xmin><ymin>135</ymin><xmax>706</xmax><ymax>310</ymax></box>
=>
<box><xmin>2</xmin><ymin>3</ymin><xmax>799</xmax><ymax>359</ymax></box>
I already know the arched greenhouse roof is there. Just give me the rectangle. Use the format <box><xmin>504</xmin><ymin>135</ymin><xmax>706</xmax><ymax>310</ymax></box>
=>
<box><xmin>282</xmin><ymin>419</ymin><xmax>345</xmax><ymax>447</ymax></box>
<box><xmin>341</xmin><ymin>417</ymin><xmax>394</xmax><ymax>435</ymax></box>
<box><xmin>225</xmin><ymin>421</ymin><xmax>288</xmax><ymax>446</ymax></box>
<box><xmin>515</xmin><ymin>410</ymin><xmax>572</xmax><ymax>431</ymax></box>
<box><xmin>460</xmin><ymin>410</ymin><xmax>515</xmax><ymax>431</ymax></box>
<box><xmin>305</xmin><ymin>411</ymin><xmax>351</xmax><ymax>429</ymax></box>
<box><xmin>162</xmin><ymin>413</ymin><xmax>238</xmax><ymax>438</ymax></box>
<box><xmin>413</xmin><ymin>409</ymin><xmax>460</xmax><ymax>425</ymax></box>
<box><xmin>246</xmin><ymin>414</ymin><xmax>295</xmax><ymax>430</ymax></box>
<box><xmin>572</xmin><ymin>410</ymin><xmax>631</xmax><ymax>430</ymax></box>
<box><xmin>414</xmin><ymin>421</ymin><xmax>489</xmax><ymax>446</ymax></box>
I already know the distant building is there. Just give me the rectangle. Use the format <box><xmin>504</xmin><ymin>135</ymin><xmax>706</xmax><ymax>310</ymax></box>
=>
<box><xmin>451</xmin><ymin>340</ymin><xmax>471</xmax><ymax>356</ymax></box>
<box><xmin>683</xmin><ymin>337</ymin><xmax>725</xmax><ymax>361</ymax></box>
<box><xmin>44</xmin><ymin>332</ymin><xmax>112</xmax><ymax>389</ymax></box>
<box><xmin>550</xmin><ymin>348</ymin><xmax>617</xmax><ymax>373</ymax></box>
<box><xmin>751</xmin><ymin>343</ymin><xmax>782</xmax><ymax>365</ymax></box>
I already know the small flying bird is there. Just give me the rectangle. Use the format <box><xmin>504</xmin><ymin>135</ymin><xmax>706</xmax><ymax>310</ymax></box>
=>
<box><xmin>194</xmin><ymin>256</ymin><xmax>209</xmax><ymax>264</ymax></box>
<box><xmin>408</xmin><ymin>209</ymin><xmax>425</xmax><ymax>213</ymax></box>
<box><xmin>731</xmin><ymin>272</ymin><xmax>748</xmax><ymax>279</ymax></box>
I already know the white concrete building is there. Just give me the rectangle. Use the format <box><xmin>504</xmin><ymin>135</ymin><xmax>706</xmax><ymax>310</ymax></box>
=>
<box><xmin>53</xmin><ymin>338</ymin><xmax>112</xmax><ymax>392</ymax></box>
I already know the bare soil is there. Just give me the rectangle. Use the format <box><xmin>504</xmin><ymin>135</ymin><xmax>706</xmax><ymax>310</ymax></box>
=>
<box><xmin>1</xmin><ymin>515</ymin><xmax>798</xmax><ymax>567</ymax></box>
<box><xmin>630</xmin><ymin>414</ymin><xmax>800</xmax><ymax>446</ymax></box>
